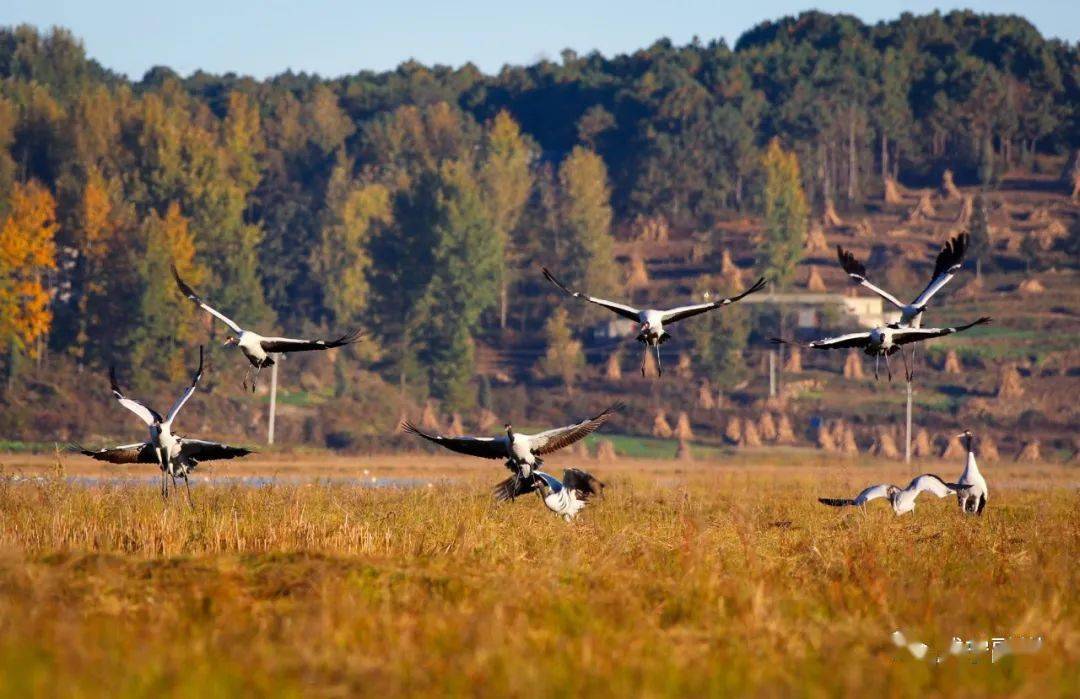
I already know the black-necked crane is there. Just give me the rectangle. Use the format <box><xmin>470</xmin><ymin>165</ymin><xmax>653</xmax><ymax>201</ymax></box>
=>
<box><xmin>542</xmin><ymin>267</ymin><xmax>766</xmax><ymax>377</ymax></box>
<box><xmin>953</xmin><ymin>429</ymin><xmax>989</xmax><ymax>515</ymax></box>
<box><xmin>836</xmin><ymin>233</ymin><xmax>968</xmax><ymax>378</ymax></box>
<box><xmin>75</xmin><ymin>346</ymin><xmax>252</xmax><ymax>501</ymax></box>
<box><xmin>493</xmin><ymin>468</ymin><xmax>604</xmax><ymax>521</ymax></box>
<box><xmin>172</xmin><ymin>266</ymin><xmax>362</xmax><ymax>391</ymax></box>
<box><xmin>818</xmin><ymin>474</ymin><xmax>963</xmax><ymax>515</ymax></box>
<box><xmin>771</xmin><ymin>316</ymin><xmax>991</xmax><ymax>381</ymax></box>
<box><xmin>401</xmin><ymin>404</ymin><xmax>621</xmax><ymax>481</ymax></box>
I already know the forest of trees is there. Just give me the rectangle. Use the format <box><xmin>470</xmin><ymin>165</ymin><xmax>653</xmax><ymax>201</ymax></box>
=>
<box><xmin>0</xmin><ymin>11</ymin><xmax>1077</xmax><ymax>409</ymax></box>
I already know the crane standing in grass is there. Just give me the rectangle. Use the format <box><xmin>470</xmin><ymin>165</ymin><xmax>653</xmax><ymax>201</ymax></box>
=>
<box><xmin>953</xmin><ymin>429</ymin><xmax>989</xmax><ymax>515</ymax></box>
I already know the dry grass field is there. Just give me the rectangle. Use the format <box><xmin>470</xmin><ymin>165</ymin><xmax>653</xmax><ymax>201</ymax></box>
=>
<box><xmin>0</xmin><ymin>451</ymin><xmax>1077</xmax><ymax>697</ymax></box>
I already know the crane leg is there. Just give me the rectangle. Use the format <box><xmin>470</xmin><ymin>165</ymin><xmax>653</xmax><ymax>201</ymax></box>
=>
<box><xmin>874</xmin><ymin>354</ymin><xmax>880</xmax><ymax>380</ymax></box>
<box><xmin>902</xmin><ymin>348</ymin><xmax>913</xmax><ymax>383</ymax></box>
<box><xmin>654</xmin><ymin>344</ymin><xmax>663</xmax><ymax>377</ymax></box>
<box><xmin>250</xmin><ymin>364</ymin><xmax>264</xmax><ymax>393</ymax></box>
<box><xmin>166</xmin><ymin>458</ymin><xmax>179</xmax><ymax>498</ymax></box>
<box><xmin>183</xmin><ymin>474</ymin><xmax>194</xmax><ymax>509</ymax></box>
<box><xmin>156</xmin><ymin>449</ymin><xmax>169</xmax><ymax>499</ymax></box>
<box><xmin>884</xmin><ymin>352</ymin><xmax>893</xmax><ymax>382</ymax></box>
<box><xmin>640</xmin><ymin>345</ymin><xmax>647</xmax><ymax>376</ymax></box>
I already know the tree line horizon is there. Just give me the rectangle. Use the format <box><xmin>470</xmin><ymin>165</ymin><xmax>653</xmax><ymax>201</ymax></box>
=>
<box><xmin>0</xmin><ymin>9</ymin><xmax>1076</xmax><ymax>410</ymax></box>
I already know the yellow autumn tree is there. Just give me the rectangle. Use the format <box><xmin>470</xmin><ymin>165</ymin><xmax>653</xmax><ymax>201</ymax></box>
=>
<box><xmin>223</xmin><ymin>90</ymin><xmax>263</xmax><ymax>191</ymax></box>
<box><xmin>312</xmin><ymin>154</ymin><xmax>392</xmax><ymax>329</ymax></box>
<box><xmin>536</xmin><ymin>307</ymin><xmax>585</xmax><ymax>393</ymax></box>
<box><xmin>558</xmin><ymin>147</ymin><xmax>618</xmax><ymax>318</ymax></box>
<box><xmin>0</xmin><ymin>180</ymin><xmax>58</xmax><ymax>358</ymax></box>
<box><xmin>479</xmin><ymin>111</ymin><xmax>533</xmax><ymax>328</ymax></box>
<box><xmin>761</xmin><ymin>138</ymin><xmax>808</xmax><ymax>289</ymax></box>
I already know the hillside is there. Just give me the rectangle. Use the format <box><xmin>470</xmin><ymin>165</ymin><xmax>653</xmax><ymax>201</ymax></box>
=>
<box><xmin>6</xmin><ymin>168</ymin><xmax>1076</xmax><ymax>462</ymax></box>
<box><xmin>0</xmin><ymin>12</ymin><xmax>1077</xmax><ymax>461</ymax></box>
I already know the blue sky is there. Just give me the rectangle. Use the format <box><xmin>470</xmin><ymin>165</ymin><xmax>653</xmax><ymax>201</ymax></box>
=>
<box><xmin>4</xmin><ymin>1</ymin><xmax>1077</xmax><ymax>79</ymax></box>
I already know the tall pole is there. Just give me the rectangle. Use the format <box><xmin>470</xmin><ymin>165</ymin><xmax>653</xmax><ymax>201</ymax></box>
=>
<box><xmin>768</xmin><ymin>351</ymin><xmax>776</xmax><ymax>398</ymax></box>
<box><xmin>268</xmin><ymin>356</ymin><xmax>278</xmax><ymax>445</ymax></box>
<box><xmin>904</xmin><ymin>379</ymin><xmax>912</xmax><ymax>464</ymax></box>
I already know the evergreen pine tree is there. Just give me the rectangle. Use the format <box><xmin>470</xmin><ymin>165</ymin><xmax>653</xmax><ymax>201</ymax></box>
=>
<box><xmin>414</xmin><ymin>160</ymin><xmax>501</xmax><ymax>409</ymax></box>
<box><xmin>129</xmin><ymin>203</ymin><xmax>204</xmax><ymax>383</ymax></box>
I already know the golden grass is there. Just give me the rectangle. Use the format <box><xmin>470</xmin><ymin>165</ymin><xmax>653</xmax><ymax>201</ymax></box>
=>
<box><xmin>0</xmin><ymin>455</ymin><xmax>1077</xmax><ymax>697</ymax></box>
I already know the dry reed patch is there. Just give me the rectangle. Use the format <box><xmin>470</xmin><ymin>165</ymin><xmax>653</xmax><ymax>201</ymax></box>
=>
<box><xmin>0</xmin><ymin>470</ymin><xmax>1076</xmax><ymax>697</ymax></box>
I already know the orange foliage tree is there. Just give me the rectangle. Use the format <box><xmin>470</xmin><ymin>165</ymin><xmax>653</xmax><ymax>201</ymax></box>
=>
<box><xmin>0</xmin><ymin>180</ymin><xmax>58</xmax><ymax>358</ymax></box>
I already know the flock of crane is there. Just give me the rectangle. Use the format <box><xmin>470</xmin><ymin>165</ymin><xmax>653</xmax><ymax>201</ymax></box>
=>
<box><xmin>75</xmin><ymin>233</ymin><xmax>991</xmax><ymax>520</ymax></box>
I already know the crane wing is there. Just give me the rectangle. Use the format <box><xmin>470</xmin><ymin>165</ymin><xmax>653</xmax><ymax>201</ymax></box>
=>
<box><xmin>911</xmin><ymin>233</ymin><xmax>968</xmax><ymax>310</ymax></box>
<box><xmin>562</xmin><ymin>468</ymin><xmax>604</xmax><ymax>498</ymax></box>
<box><xmin>836</xmin><ymin>245</ymin><xmax>907</xmax><ymax>311</ymax></box>
<box><xmin>661</xmin><ymin>277</ymin><xmax>767</xmax><ymax>324</ymax></box>
<box><xmin>528</xmin><ymin>403</ymin><xmax>622</xmax><ymax>455</ymax></box>
<box><xmin>171</xmin><ymin>265</ymin><xmax>244</xmax><ymax>334</ymax></box>
<box><xmin>75</xmin><ymin>442</ymin><xmax>157</xmax><ymax>464</ymax></box>
<box><xmin>772</xmin><ymin>332</ymin><xmax>871</xmax><ymax>351</ymax></box>
<box><xmin>541</xmin><ymin>267</ymin><xmax>641</xmax><ymax>322</ymax></box>
<box><xmin>892</xmin><ymin>317</ymin><xmax>990</xmax><ymax>346</ymax></box>
<box><xmin>401</xmin><ymin>421</ymin><xmax>507</xmax><ymax>459</ymax></box>
<box><xmin>178</xmin><ymin>439</ymin><xmax>253</xmax><ymax>463</ymax></box>
<box><xmin>109</xmin><ymin>367</ymin><xmax>162</xmax><ymax>426</ymax></box>
<box><xmin>259</xmin><ymin>329</ymin><xmax>363</xmax><ymax>354</ymax></box>
<box><xmin>165</xmin><ymin>346</ymin><xmax>203</xmax><ymax>424</ymax></box>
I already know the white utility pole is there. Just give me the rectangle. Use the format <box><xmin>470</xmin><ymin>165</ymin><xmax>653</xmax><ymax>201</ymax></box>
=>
<box><xmin>768</xmin><ymin>351</ymin><xmax>776</xmax><ymax>398</ymax></box>
<box><xmin>904</xmin><ymin>380</ymin><xmax>913</xmax><ymax>464</ymax></box>
<box><xmin>267</xmin><ymin>356</ymin><xmax>278</xmax><ymax>445</ymax></box>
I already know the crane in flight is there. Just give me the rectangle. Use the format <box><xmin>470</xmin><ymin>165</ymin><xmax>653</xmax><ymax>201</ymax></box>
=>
<box><xmin>542</xmin><ymin>266</ymin><xmax>765</xmax><ymax>377</ymax></box>
<box><xmin>172</xmin><ymin>266</ymin><xmax>361</xmax><ymax>391</ymax></box>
